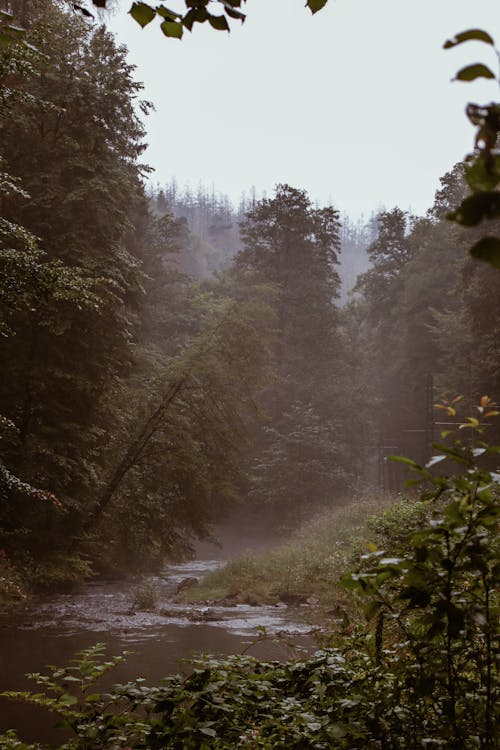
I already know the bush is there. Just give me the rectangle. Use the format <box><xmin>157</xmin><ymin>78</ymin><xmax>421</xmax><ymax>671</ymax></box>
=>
<box><xmin>131</xmin><ymin>581</ymin><xmax>159</xmax><ymax>610</ymax></box>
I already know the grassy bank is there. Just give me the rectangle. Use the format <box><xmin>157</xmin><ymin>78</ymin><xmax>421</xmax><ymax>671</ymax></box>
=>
<box><xmin>183</xmin><ymin>492</ymin><xmax>429</xmax><ymax>609</ymax></box>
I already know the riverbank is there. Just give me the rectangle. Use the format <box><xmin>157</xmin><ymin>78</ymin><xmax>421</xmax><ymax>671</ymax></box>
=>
<box><xmin>182</xmin><ymin>492</ymin><xmax>429</xmax><ymax>614</ymax></box>
<box><xmin>2</xmin><ymin>472</ymin><xmax>497</xmax><ymax>750</ymax></box>
<box><xmin>0</xmin><ymin>558</ymin><xmax>314</xmax><ymax>745</ymax></box>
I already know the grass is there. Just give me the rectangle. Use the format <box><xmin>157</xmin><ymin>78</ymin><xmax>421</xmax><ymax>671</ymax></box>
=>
<box><xmin>183</xmin><ymin>492</ymin><xmax>429</xmax><ymax>609</ymax></box>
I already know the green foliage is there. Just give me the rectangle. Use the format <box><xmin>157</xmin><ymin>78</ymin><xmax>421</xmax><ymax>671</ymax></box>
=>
<box><xmin>0</xmin><ymin>552</ymin><xmax>27</xmax><ymax>605</ymax></box>
<box><xmin>344</xmin><ymin>400</ymin><xmax>500</xmax><ymax>748</ymax></box>
<box><xmin>0</xmin><ymin>2</ymin><xmax>281</xmax><ymax>585</ymax></box>
<box><xmin>183</xmin><ymin>493</ymin><xmax>415</xmax><ymax>608</ymax></box>
<box><xmin>0</xmin><ymin>644</ymin><xmax>152</xmax><ymax>750</ymax></box>
<box><xmin>114</xmin><ymin>0</ymin><xmax>331</xmax><ymax>38</ymax></box>
<box><xmin>250</xmin><ymin>403</ymin><xmax>348</xmax><ymax>525</ymax></box>
<box><xmin>0</xmin><ymin>9</ymin><xmax>29</xmax><ymax>50</ymax></box>
<box><xmin>306</xmin><ymin>0</ymin><xmax>328</xmax><ymax>13</ymax></box>
<box><xmin>445</xmin><ymin>28</ymin><xmax>500</xmax><ymax>269</ymax></box>
<box><xmin>122</xmin><ymin>0</ymin><xmax>244</xmax><ymax>38</ymax></box>
<box><xmin>81</xmin><ymin>268</ymin><xmax>277</xmax><ymax>569</ymax></box>
<box><xmin>0</xmin><ymin>3</ymin><xmax>153</xmax><ymax>580</ymax></box>
<box><xmin>11</xmin><ymin>0</ymin><xmax>332</xmax><ymax>40</ymax></box>
<box><xmin>27</xmin><ymin>552</ymin><xmax>94</xmax><ymax>590</ymax></box>
<box><xmin>470</xmin><ymin>236</ymin><xmax>500</xmax><ymax>268</ymax></box>
<box><xmin>444</xmin><ymin>29</ymin><xmax>495</xmax><ymax>48</ymax></box>
<box><xmin>131</xmin><ymin>581</ymin><xmax>159</xmax><ymax>610</ymax></box>
<box><xmin>237</xmin><ymin>184</ymin><xmax>350</xmax><ymax>522</ymax></box>
<box><xmin>2</xmin><ymin>410</ymin><xmax>498</xmax><ymax>748</ymax></box>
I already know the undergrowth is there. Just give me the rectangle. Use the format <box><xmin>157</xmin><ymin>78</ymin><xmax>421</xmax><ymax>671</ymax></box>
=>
<box><xmin>1</xmin><ymin>402</ymin><xmax>498</xmax><ymax>749</ymax></box>
<box><xmin>182</xmin><ymin>493</ymin><xmax>430</xmax><ymax>608</ymax></box>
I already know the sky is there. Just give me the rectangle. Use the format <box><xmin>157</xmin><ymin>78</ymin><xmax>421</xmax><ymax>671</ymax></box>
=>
<box><xmin>106</xmin><ymin>0</ymin><xmax>500</xmax><ymax>218</ymax></box>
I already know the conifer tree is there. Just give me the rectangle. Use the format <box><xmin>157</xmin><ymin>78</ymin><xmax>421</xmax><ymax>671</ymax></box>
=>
<box><xmin>236</xmin><ymin>185</ymin><xmax>349</xmax><ymax>523</ymax></box>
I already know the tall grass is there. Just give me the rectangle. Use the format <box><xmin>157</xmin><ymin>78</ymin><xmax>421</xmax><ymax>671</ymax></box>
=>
<box><xmin>184</xmin><ymin>492</ymin><xmax>428</xmax><ymax>607</ymax></box>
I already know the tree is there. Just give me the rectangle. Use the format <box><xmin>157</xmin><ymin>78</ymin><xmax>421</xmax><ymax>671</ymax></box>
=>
<box><xmin>238</xmin><ymin>183</ymin><xmax>341</xmax><ymax>396</ymax></box>
<box><xmin>350</xmin><ymin>163</ymin><xmax>500</xmax><ymax>489</ymax></box>
<box><xmin>236</xmin><ymin>185</ymin><xmax>350</xmax><ymax>523</ymax></box>
<box><xmin>0</xmin><ymin>3</ymin><xmax>152</xmax><ymax>577</ymax></box>
<box><xmin>250</xmin><ymin>402</ymin><xmax>347</xmax><ymax>527</ymax></box>
<box><xmin>80</xmin><ymin>270</ymin><xmax>276</xmax><ymax>568</ymax></box>
<box><xmin>0</xmin><ymin>2</ymin><xmax>281</xmax><ymax>583</ymax></box>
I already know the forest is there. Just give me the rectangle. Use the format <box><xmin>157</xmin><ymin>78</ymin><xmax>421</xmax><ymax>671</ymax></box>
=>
<box><xmin>0</xmin><ymin>0</ymin><xmax>499</xmax><ymax>748</ymax></box>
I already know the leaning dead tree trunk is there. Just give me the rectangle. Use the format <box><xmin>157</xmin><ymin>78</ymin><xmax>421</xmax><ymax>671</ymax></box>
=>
<box><xmin>76</xmin><ymin>305</ymin><xmax>236</xmax><ymax>543</ymax></box>
<box><xmin>78</xmin><ymin>374</ymin><xmax>189</xmax><ymax>540</ymax></box>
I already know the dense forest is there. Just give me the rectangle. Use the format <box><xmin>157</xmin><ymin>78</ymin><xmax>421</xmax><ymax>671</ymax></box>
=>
<box><xmin>1</xmin><ymin>1</ymin><xmax>498</xmax><ymax>587</ymax></box>
<box><xmin>0</xmin><ymin>1</ymin><xmax>499</xmax><ymax>748</ymax></box>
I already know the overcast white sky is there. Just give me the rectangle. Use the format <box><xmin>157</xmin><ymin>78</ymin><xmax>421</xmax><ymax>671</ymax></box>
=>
<box><xmin>107</xmin><ymin>0</ymin><xmax>499</xmax><ymax>218</ymax></box>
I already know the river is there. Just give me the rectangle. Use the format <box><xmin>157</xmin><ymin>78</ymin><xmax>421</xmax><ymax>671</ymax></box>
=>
<box><xmin>0</xmin><ymin>558</ymin><xmax>313</xmax><ymax>745</ymax></box>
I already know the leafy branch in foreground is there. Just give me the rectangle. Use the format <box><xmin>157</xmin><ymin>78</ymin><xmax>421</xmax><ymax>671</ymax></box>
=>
<box><xmin>69</xmin><ymin>0</ymin><xmax>328</xmax><ymax>41</ymax></box>
<box><xmin>347</xmin><ymin>397</ymin><xmax>500</xmax><ymax>749</ymax></box>
<box><xmin>126</xmin><ymin>0</ymin><xmax>326</xmax><ymax>40</ymax></box>
<box><xmin>445</xmin><ymin>28</ymin><xmax>500</xmax><ymax>268</ymax></box>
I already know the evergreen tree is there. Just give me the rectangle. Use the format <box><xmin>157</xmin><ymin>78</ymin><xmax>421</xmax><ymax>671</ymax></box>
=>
<box><xmin>0</xmin><ymin>4</ymin><xmax>151</xmax><ymax>574</ymax></box>
<box><xmin>236</xmin><ymin>184</ymin><xmax>349</xmax><ymax>523</ymax></box>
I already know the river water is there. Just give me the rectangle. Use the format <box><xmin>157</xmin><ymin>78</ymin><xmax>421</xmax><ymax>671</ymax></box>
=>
<box><xmin>0</xmin><ymin>559</ymin><xmax>313</xmax><ymax>745</ymax></box>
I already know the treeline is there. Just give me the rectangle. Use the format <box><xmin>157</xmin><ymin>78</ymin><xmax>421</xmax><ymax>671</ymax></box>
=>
<box><xmin>0</xmin><ymin>2</ymin><xmax>277</xmax><ymax>589</ymax></box>
<box><xmin>350</xmin><ymin>166</ymin><xmax>500</xmax><ymax>484</ymax></box>
<box><xmin>1</xmin><ymin>0</ymin><xmax>499</xmax><ymax>596</ymax></box>
<box><xmin>149</xmin><ymin>180</ymin><xmax>372</xmax><ymax>297</ymax></box>
<box><xmin>150</xmin><ymin>181</ymin><xmax>244</xmax><ymax>277</ymax></box>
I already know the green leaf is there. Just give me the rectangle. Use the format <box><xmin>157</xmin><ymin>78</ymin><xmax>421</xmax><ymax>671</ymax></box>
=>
<box><xmin>58</xmin><ymin>694</ymin><xmax>78</xmax><ymax>706</ymax></box>
<box><xmin>129</xmin><ymin>2</ymin><xmax>156</xmax><ymax>28</ymax></box>
<box><xmin>387</xmin><ymin>455</ymin><xmax>422</xmax><ymax>470</ymax></box>
<box><xmin>182</xmin><ymin>9</ymin><xmax>196</xmax><ymax>30</ymax></box>
<box><xmin>207</xmin><ymin>14</ymin><xmax>230</xmax><ymax>31</ymax></box>
<box><xmin>182</xmin><ymin>6</ymin><xmax>207</xmax><ymax>29</ymax></box>
<box><xmin>454</xmin><ymin>63</ymin><xmax>496</xmax><ymax>82</ymax></box>
<box><xmin>4</xmin><ymin>25</ymin><xmax>25</xmax><ymax>37</ymax></box>
<box><xmin>223</xmin><ymin>4</ymin><xmax>245</xmax><ymax>21</ymax></box>
<box><xmin>448</xmin><ymin>191</ymin><xmax>500</xmax><ymax>226</ymax></box>
<box><xmin>200</xmin><ymin>727</ymin><xmax>217</xmax><ymax>737</ymax></box>
<box><xmin>470</xmin><ymin>236</ymin><xmax>500</xmax><ymax>268</ymax></box>
<box><xmin>160</xmin><ymin>19</ymin><xmax>183</xmax><ymax>38</ymax></box>
<box><xmin>306</xmin><ymin>0</ymin><xmax>328</xmax><ymax>14</ymax></box>
<box><xmin>444</xmin><ymin>29</ymin><xmax>494</xmax><ymax>49</ymax></box>
<box><xmin>156</xmin><ymin>5</ymin><xmax>181</xmax><ymax>20</ymax></box>
<box><xmin>465</xmin><ymin>156</ymin><xmax>500</xmax><ymax>192</ymax></box>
